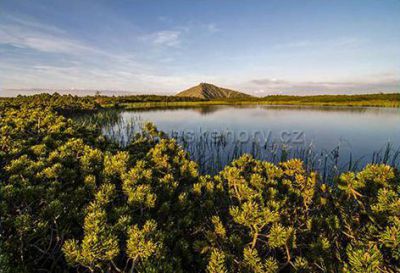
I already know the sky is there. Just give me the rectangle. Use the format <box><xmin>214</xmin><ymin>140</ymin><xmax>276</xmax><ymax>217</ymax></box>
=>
<box><xmin>0</xmin><ymin>0</ymin><xmax>399</xmax><ymax>96</ymax></box>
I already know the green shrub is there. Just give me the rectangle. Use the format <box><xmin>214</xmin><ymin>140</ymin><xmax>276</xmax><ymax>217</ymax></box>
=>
<box><xmin>0</xmin><ymin>99</ymin><xmax>399</xmax><ymax>272</ymax></box>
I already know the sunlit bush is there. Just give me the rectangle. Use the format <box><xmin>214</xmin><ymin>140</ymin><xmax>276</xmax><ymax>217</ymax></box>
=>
<box><xmin>0</xmin><ymin>100</ymin><xmax>399</xmax><ymax>272</ymax></box>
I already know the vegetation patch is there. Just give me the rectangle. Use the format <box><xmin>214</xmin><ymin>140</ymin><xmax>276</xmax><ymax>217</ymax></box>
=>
<box><xmin>0</xmin><ymin>94</ymin><xmax>399</xmax><ymax>272</ymax></box>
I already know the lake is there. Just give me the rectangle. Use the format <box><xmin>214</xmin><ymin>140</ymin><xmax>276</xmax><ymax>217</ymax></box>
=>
<box><xmin>100</xmin><ymin>105</ymin><xmax>400</xmax><ymax>179</ymax></box>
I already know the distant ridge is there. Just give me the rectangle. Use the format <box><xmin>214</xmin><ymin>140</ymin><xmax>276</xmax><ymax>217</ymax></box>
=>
<box><xmin>176</xmin><ymin>83</ymin><xmax>252</xmax><ymax>99</ymax></box>
<box><xmin>1</xmin><ymin>88</ymin><xmax>138</xmax><ymax>97</ymax></box>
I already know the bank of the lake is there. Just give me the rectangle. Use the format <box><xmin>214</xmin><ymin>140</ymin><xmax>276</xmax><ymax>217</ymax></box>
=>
<box><xmin>119</xmin><ymin>93</ymin><xmax>400</xmax><ymax>109</ymax></box>
<box><xmin>97</xmin><ymin>105</ymin><xmax>400</xmax><ymax>178</ymax></box>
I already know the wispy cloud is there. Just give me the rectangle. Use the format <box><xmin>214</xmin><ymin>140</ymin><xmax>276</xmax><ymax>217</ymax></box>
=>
<box><xmin>1</xmin><ymin>1</ymin><xmax>398</xmax><ymax>96</ymax></box>
<box><xmin>332</xmin><ymin>37</ymin><xmax>365</xmax><ymax>48</ymax></box>
<box><xmin>143</xmin><ymin>30</ymin><xmax>182</xmax><ymax>47</ymax></box>
<box><xmin>273</xmin><ymin>40</ymin><xmax>312</xmax><ymax>49</ymax></box>
<box><xmin>0</xmin><ymin>29</ymin><xmax>90</xmax><ymax>54</ymax></box>
<box><xmin>205</xmin><ymin>23</ymin><xmax>220</xmax><ymax>33</ymax></box>
<box><xmin>0</xmin><ymin>16</ymin><xmax>92</xmax><ymax>54</ymax></box>
<box><xmin>140</xmin><ymin>22</ymin><xmax>218</xmax><ymax>48</ymax></box>
<box><xmin>246</xmin><ymin>74</ymin><xmax>400</xmax><ymax>95</ymax></box>
<box><xmin>0</xmin><ymin>14</ymin><xmax>186</xmax><ymax>92</ymax></box>
<box><xmin>273</xmin><ymin>37</ymin><xmax>365</xmax><ymax>50</ymax></box>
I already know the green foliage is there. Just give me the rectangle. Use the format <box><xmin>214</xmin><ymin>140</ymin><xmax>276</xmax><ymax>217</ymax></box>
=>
<box><xmin>0</xmin><ymin>93</ymin><xmax>99</xmax><ymax>114</ymax></box>
<box><xmin>63</xmin><ymin>184</ymin><xmax>119</xmax><ymax>271</ymax></box>
<box><xmin>0</xmin><ymin>237</ymin><xmax>11</xmax><ymax>273</ymax></box>
<box><xmin>0</xmin><ymin>106</ymin><xmax>106</xmax><ymax>272</ymax></box>
<box><xmin>207</xmin><ymin>249</ymin><xmax>227</xmax><ymax>273</ymax></box>
<box><xmin>196</xmin><ymin>155</ymin><xmax>399</xmax><ymax>272</ymax></box>
<box><xmin>344</xmin><ymin>244</ymin><xmax>384</xmax><ymax>273</ymax></box>
<box><xmin>126</xmin><ymin>220</ymin><xmax>161</xmax><ymax>264</ymax></box>
<box><xmin>0</xmin><ymin>96</ymin><xmax>399</xmax><ymax>272</ymax></box>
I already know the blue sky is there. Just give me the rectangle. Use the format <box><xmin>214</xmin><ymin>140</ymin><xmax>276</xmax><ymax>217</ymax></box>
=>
<box><xmin>0</xmin><ymin>0</ymin><xmax>399</xmax><ymax>96</ymax></box>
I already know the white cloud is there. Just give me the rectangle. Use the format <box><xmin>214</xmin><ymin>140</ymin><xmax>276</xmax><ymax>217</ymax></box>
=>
<box><xmin>205</xmin><ymin>23</ymin><xmax>219</xmax><ymax>33</ymax></box>
<box><xmin>273</xmin><ymin>40</ymin><xmax>312</xmax><ymax>49</ymax></box>
<box><xmin>273</xmin><ymin>37</ymin><xmax>365</xmax><ymax>50</ymax></box>
<box><xmin>144</xmin><ymin>30</ymin><xmax>182</xmax><ymax>47</ymax></box>
<box><xmin>0</xmin><ymin>15</ymin><xmax>169</xmax><ymax>92</ymax></box>
<box><xmin>0</xmin><ymin>21</ymin><xmax>95</xmax><ymax>55</ymax></box>
<box><xmin>245</xmin><ymin>74</ymin><xmax>400</xmax><ymax>95</ymax></box>
<box><xmin>332</xmin><ymin>37</ymin><xmax>365</xmax><ymax>48</ymax></box>
<box><xmin>2</xmin><ymin>32</ymin><xmax>89</xmax><ymax>54</ymax></box>
<box><xmin>0</xmin><ymin>15</ymin><xmax>138</xmax><ymax>60</ymax></box>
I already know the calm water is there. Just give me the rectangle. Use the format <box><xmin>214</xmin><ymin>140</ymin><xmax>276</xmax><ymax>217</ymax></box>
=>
<box><xmin>102</xmin><ymin>105</ymin><xmax>400</xmax><ymax>177</ymax></box>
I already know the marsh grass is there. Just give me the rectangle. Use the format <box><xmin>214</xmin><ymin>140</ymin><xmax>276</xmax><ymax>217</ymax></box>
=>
<box><xmin>122</xmin><ymin>100</ymin><xmax>400</xmax><ymax>110</ymax></box>
<box><xmin>75</xmin><ymin>111</ymin><xmax>400</xmax><ymax>183</ymax></box>
<box><xmin>121</xmin><ymin>93</ymin><xmax>400</xmax><ymax>109</ymax></box>
<box><xmin>72</xmin><ymin>109</ymin><xmax>122</xmax><ymax>128</ymax></box>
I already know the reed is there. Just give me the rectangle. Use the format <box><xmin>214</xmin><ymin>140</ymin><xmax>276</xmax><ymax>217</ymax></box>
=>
<box><xmin>120</xmin><ymin>95</ymin><xmax>400</xmax><ymax>109</ymax></box>
<box><xmin>82</xmin><ymin>112</ymin><xmax>400</xmax><ymax>182</ymax></box>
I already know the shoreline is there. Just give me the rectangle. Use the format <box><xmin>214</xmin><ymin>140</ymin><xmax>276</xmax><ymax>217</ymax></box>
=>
<box><xmin>120</xmin><ymin>99</ymin><xmax>400</xmax><ymax>110</ymax></box>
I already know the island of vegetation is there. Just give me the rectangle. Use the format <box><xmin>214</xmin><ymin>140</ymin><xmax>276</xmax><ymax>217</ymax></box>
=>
<box><xmin>0</xmin><ymin>93</ymin><xmax>399</xmax><ymax>273</ymax></box>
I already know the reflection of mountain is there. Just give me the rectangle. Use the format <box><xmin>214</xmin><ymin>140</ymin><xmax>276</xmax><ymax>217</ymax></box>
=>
<box><xmin>192</xmin><ymin>106</ymin><xmax>226</xmax><ymax>115</ymax></box>
<box><xmin>128</xmin><ymin>105</ymin><xmax>228</xmax><ymax>115</ymax></box>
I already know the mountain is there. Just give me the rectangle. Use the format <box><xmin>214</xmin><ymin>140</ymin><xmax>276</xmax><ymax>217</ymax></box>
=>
<box><xmin>176</xmin><ymin>83</ymin><xmax>252</xmax><ymax>99</ymax></box>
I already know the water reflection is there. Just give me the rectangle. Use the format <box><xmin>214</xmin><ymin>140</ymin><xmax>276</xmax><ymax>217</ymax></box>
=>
<box><xmin>128</xmin><ymin>104</ymin><xmax>400</xmax><ymax>115</ymax></box>
<box><xmin>78</xmin><ymin>105</ymin><xmax>400</xmax><ymax>180</ymax></box>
